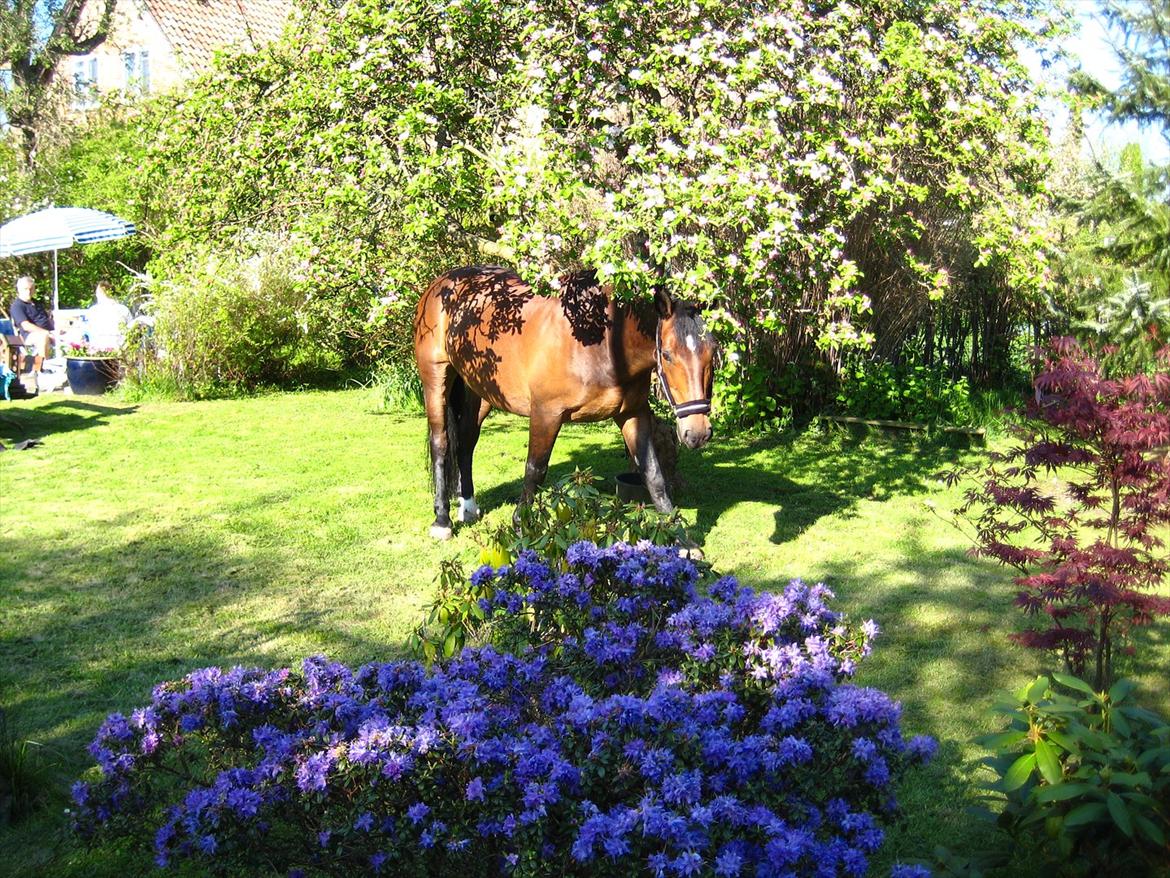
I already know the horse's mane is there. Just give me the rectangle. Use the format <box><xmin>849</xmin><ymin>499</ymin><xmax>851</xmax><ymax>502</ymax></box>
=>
<box><xmin>556</xmin><ymin>269</ymin><xmax>711</xmax><ymax>347</ymax></box>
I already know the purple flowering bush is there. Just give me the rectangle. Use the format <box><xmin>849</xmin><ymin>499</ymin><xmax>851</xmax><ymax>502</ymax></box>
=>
<box><xmin>73</xmin><ymin>543</ymin><xmax>934</xmax><ymax>876</ymax></box>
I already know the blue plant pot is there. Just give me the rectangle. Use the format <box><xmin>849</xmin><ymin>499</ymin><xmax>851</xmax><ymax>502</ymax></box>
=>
<box><xmin>66</xmin><ymin>357</ymin><xmax>119</xmax><ymax>395</ymax></box>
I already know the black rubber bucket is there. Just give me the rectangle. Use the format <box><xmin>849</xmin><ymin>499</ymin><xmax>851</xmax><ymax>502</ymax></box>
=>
<box><xmin>615</xmin><ymin>472</ymin><xmax>652</xmax><ymax>504</ymax></box>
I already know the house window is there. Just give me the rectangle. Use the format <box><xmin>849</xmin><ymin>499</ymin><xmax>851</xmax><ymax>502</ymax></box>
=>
<box><xmin>72</xmin><ymin>55</ymin><xmax>99</xmax><ymax>109</ymax></box>
<box><xmin>122</xmin><ymin>49</ymin><xmax>150</xmax><ymax>94</ymax></box>
<box><xmin>0</xmin><ymin>68</ymin><xmax>12</xmax><ymax>129</ymax></box>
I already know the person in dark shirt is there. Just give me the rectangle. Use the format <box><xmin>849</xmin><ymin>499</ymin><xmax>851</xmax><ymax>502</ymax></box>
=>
<box><xmin>9</xmin><ymin>275</ymin><xmax>55</xmax><ymax>373</ymax></box>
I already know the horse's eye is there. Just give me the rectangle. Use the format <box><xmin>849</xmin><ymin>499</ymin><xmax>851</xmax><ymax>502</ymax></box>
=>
<box><xmin>661</xmin><ymin>350</ymin><xmax>674</xmax><ymax>363</ymax></box>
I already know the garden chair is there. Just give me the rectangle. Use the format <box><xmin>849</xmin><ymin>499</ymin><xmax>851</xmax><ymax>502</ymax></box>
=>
<box><xmin>0</xmin><ymin>309</ymin><xmax>26</xmax><ymax>374</ymax></box>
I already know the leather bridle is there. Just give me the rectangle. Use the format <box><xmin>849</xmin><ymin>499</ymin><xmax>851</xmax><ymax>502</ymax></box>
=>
<box><xmin>655</xmin><ymin>326</ymin><xmax>712</xmax><ymax>419</ymax></box>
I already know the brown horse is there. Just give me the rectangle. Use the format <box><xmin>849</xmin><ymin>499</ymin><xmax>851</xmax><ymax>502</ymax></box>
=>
<box><xmin>413</xmin><ymin>265</ymin><xmax>716</xmax><ymax>539</ymax></box>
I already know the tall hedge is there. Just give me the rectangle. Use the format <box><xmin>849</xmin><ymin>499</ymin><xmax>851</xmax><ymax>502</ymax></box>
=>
<box><xmin>141</xmin><ymin>0</ymin><xmax>1061</xmax><ymax>409</ymax></box>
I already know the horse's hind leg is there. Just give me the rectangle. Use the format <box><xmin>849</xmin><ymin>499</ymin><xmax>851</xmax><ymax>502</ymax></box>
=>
<box><xmin>421</xmin><ymin>361</ymin><xmax>457</xmax><ymax>539</ymax></box>
<box><xmin>455</xmin><ymin>393</ymin><xmax>491</xmax><ymax>523</ymax></box>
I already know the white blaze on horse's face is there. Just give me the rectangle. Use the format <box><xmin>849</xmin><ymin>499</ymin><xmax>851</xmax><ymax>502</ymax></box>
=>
<box><xmin>658</xmin><ymin>307</ymin><xmax>715</xmax><ymax>451</ymax></box>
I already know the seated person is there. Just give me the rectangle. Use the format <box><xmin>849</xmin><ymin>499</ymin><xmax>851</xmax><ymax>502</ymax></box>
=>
<box><xmin>83</xmin><ymin>280</ymin><xmax>132</xmax><ymax>351</ymax></box>
<box><xmin>9</xmin><ymin>276</ymin><xmax>54</xmax><ymax>373</ymax></box>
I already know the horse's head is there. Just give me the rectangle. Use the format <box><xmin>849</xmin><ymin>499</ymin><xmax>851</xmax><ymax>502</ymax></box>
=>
<box><xmin>654</xmin><ymin>289</ymin><xmax>716</xmax><ymax>450</ymax></box>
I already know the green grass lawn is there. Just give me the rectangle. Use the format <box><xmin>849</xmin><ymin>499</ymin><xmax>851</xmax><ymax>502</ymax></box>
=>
<box><xmin>1</xmin><ymin>389</ymin><xmax>1166</xmax><ymax>876</ymax></box>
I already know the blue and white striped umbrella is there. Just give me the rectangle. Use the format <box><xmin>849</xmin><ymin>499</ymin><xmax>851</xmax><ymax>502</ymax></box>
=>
<box><xmin>0</xmin><ymin>207</ymin><xmax>136</xmax><ymax>257</ymax></box>
<box><xmin>0</xmin><ymin>207</ymin><xmax>137</xmax><ymax>312</ymax></box>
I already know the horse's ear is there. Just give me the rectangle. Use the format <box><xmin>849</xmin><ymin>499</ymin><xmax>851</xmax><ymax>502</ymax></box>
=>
<box><xmin>653</xmin><ymin>286</ymin><xmax>674</xmax><ymax>318</ymax></box>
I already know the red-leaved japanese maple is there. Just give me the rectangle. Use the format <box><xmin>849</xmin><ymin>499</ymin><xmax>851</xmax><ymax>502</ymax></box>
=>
<box><xmin>954</xmin><ymin>337</ymin><xmax>1170</xmax><ymax>689</ymax></box>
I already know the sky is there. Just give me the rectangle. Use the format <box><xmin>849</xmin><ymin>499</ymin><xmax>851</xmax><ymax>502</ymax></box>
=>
<box><xmin>1033</xmin><ymin>2</ymin><xmax>1170</xmax><ymax>165</ymax></box>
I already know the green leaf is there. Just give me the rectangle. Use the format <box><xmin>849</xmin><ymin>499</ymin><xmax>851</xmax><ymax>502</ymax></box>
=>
<box><xmin>1109</xmin><ymin>771</ymin><xmax>1151</xmax><ymax>788</ymax></box>
<box><xmin>1002</xmin><ymin>753</ymin><xmax>1037</xmax><ymax>791</ymax></box>
<box><xmin>1033</xmin><ymin>782</ymin><xmax>1096</xmax><ymax>803</ymax></box>
<box><xmin>1019</xmin><ymin>808</ymin><xmax>1048</xmax><ymax>827</ymax></box>
<box><xmin>442</xmin><ymin>630</ymin><xmax>458</xmax><ymax>659</ymax></box>
<box><xmin>1122</xmin><ymin>792</ymin><xmax>1158</xmax><ymax>809</ymax></box>
<box><xmin>1108</xmin><ymin>679</ymin><xmax>1136</xmax><ymax>704</ymax></box>
<box><xmin>1125</xmin><ymin>706</ymin><xmax>1164</xmax><ymax>727</ymax></box>
<box><xmin>1137</xmin><ymin>746</ymin><xmax>1170</xmax><ymax>768</ymax></box>
<box><xmin>977</xmin><ymin>730</ymin><xmax>1028</xmax><ymax>751</ymax></box>
<box><xmin>1052</xmin><ymin>672</ymin><xmax>1095</xmax><ymax>696</ymax></box>
<box><xmin>1044</xmin><ymin>728</ymin><xmax>1079</xmax><ymax>752</ymax></box>
<box><xmin>1105</xmin><ymin>791</ymin><xmax>1133</xmax><ymax>837</ymax></box>
<box><xmin>1133</xmin><ymin>813</ymin><xmax>1166</xmax><ymax>846</ymax></box>
<box><xmin>1063</xmin><ymin>802</ymin><xmax>1107</xmax><ymax>827</ymax></box>
<box><xmin>1111</xmin><ymin>710</ymin><xmax>1132</xmax><ymax>738</ymax></box>
<box><xmin>1077</xmin><ymin>728</ymin><xmax>1113</xmax><ymax>751</ymax></box>
<box><xmin>1034</xmin><ymin>738</ymin><xmax>1062</xmax><ymax>784</ymax></box>
<box><xmin>1039</xmin><ymin>699</ymin><xmax>1082</xmax><ymax>715</ymax></box>
<box><xmin>979</xmin><ymin>754</ymin><xmax>1017</xmax><ymax>777</ymax></box>
<box><xmin>1025</xmin><ymin>676</ymin><xmax>1050</xmax><ymax>704</ymax></box>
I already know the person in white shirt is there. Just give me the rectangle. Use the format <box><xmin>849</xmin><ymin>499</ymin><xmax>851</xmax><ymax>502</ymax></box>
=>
<box><xmin>84</xmin><ymin>280</ymin><xmax>132</xmax><ymax>352</ymax></box>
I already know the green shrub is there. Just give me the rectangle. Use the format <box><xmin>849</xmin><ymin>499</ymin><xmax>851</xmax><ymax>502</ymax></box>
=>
<box><xmin>500</xmin><ymin>468</ymin><xmax>691</xmax><ymax>561</ymax></box>
<box><xmin>978</xmin><ymin>674</ymin><xmax>1170</xmax><ymax>876</ymax></box>
<box><xmin>834</xmin><ymin>361</ymin><xmax>975</xmax><ymax>426</ymax></box>
<box><xmin>142</xmin><ymin>234</ymin><xmax>336</xmax><ymax>397</ymax></box>
<box><xmin>409</xmin><ymin>469</ymin><xmax>692</xmax><ymax>664</ymax></box>
<box><xmin>714</xmin><ymin>352</ymin><xmax>797</xmax><ymax>433</ymax></box>
<box><xmin>408</xmin><ymin>557</ymin><xmax>493</xmax><ymax>665</ymax></box>
<box><xmin>372</xmin><ymin>359</ymin><xmax>424</xmax><ymax>413</ymax></box>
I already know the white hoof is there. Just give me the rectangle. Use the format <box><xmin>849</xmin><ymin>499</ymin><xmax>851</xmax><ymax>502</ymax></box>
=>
<box><xmin>457</xmin><ymin>497</ymin><xmax>480</xmax><ymax>523</ymax></box>
<box><xmin>430</xmin><ymin>524</ymin><xmax>453</xmax><ymax>540</ymax></box>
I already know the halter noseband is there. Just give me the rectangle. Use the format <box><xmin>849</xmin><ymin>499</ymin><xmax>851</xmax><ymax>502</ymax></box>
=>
<box><xmin>656</xmin><ymin>326</ymin><xmax>712</xmax><ymax>419</ymax></box>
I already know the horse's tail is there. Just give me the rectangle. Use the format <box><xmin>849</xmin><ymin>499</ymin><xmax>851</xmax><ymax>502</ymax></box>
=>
<box><xmin>444</xmin><ymin>374</ymin><xmax>464</xmax><ymax>499</ymax></box>
<box><xmin>425</xmin><ymin>372</ymin><xmax>464</xmax><ymax>499</ymax></box>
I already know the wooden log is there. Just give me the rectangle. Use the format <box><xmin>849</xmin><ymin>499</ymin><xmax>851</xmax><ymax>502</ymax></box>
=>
<box><xmin>820</xmin><ymin>415</ymin><xmax>986</xmax><ymax>447</ymax></box>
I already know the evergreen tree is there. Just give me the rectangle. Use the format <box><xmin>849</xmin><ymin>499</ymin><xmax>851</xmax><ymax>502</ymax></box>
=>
<box><xmin>1071</xmin><ymin>1</ymin><xmax>1170</xmax><ymax>282</ymax></box>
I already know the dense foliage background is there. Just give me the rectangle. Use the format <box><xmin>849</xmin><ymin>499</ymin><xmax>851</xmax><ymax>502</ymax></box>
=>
<box><xmin>1</xmin><ymin>0</ymin><xmax>1165</xmax><ymax>412</ymax></box>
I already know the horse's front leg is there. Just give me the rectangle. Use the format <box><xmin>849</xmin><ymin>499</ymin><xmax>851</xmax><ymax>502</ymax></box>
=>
<box><xmin>514</xmin><ymin>409</ymin><xmax>564</xmax><ymax>524</ymax></box>
<box><xmin>617</xmin><ymin>407</ymin><xmax>674</xmax><ymax>514</ymax></box>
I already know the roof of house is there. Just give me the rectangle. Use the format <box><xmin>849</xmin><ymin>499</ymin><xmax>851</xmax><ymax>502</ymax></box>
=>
<box><xmin>142</xmin><ymin>0</ymin><xmax>292</xmax><ymax>69</ymax></box>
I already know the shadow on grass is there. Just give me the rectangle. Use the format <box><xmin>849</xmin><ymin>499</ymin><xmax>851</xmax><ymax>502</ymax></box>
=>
<box><xmin>676</xmin><ymin>429</ymin><xmax>969</xmax><ymax>547</ymax></box>
<box><xmin>822</xmin><ymin>535</ymin><xmax>1030</xmax><ymax>726</ymax></box>
<box><xmin>466</xmin><ymin>423</ymin><xmax>971</xmax><ymax>550</ymax></box>
<box><xmin>0</xmin><ymin>399</ymin><xmax>137</xmax><ymax>444</ymax></box>
<box><xmin>0</xmin><ymin>492</ymin><xmax>398</xmax><ymax>778</ymax></box>
<box><xmin>810</xmin><ymin>531</ymin><xmax>1037</xmax><ymax>869</ymax></box>
<box><xmin>471</xmin><ymin>421</ymin><xmax>624</xmax><ymax>514</ymax></box>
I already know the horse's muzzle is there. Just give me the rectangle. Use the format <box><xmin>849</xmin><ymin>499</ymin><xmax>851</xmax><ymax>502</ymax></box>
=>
<box><xmin>678</xmin><ymin>415</ymin><xmax>712</xmax><ymax>450</ymax></box>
